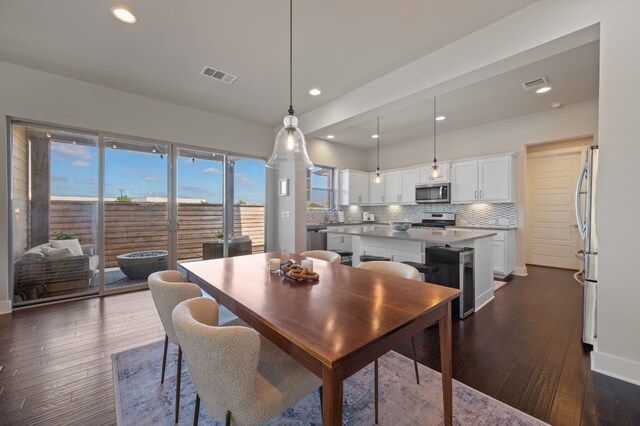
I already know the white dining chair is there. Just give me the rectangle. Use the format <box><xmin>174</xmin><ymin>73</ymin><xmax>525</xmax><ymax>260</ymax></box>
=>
<box><xmin>148</xmin><ymin>270</ymin><xmax>202</xmax><ymax>424</ymax></box>
<box><xmin>172</xmin><ymin>297</ymin><xmax>322</xmax><ymax>426</ymax></box>
<box><xmin>357</xmin><ymin>260</ymin><xmax>421</xmax><ymax>424</ymax></box>
<box><xmin>300</xmin><ymin>250</ymin><xmax>342</xmax><ymax>263</ymax></box>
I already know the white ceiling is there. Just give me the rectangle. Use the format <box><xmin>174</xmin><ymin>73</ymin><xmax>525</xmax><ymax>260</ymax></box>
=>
<box><xmin>0</xmin><ymin>0</ymin><xmax>537</xmax><ymax>126</ymax></box>
<box><xmin>322</xmin><ymin>41</ymin><xmax>600</xmax><ymax>148</ymax></box>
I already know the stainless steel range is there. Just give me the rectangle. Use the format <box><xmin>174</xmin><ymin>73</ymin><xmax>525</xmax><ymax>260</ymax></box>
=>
<box><xmin>411</xmin><ymin>213</ymin><xmax>456</xmax><ymax>230</ymax></box>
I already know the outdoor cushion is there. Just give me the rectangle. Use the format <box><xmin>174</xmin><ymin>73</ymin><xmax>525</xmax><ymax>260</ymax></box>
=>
<box><xmin>51</xmin><ymin>239</ymin><xmax>83</xmax><ymax>256</ymax></box>
<box><xmin>42</xmin><ymin>247</ymin><xmax>74</xmax><ymax>257</ymax></box>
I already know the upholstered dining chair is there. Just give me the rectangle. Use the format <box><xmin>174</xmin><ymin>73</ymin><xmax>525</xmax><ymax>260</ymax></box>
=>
<box><xmin>172</xmin><ymin>297</ymin><xmax>322</xmax><ymax>426</ymax></box>
<box><xmin>300</xmin><ymin>250</ymin><xmax>342</xmax><ymax>263</ymax></box>
<box><xmin>357</xmin><ymin>260</ymin><xmax>421</xmax><ymax>424</ymax></box>
<box><xmin>148</xmin><ymin>270</ymin><xmax>203</xmax><ymax>424</ymax></box>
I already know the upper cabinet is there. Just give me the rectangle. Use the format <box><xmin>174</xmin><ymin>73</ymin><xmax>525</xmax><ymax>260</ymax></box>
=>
<box><xmin>450</xmin><ymin>160</ymin><xmax>478</xmax><ymax>202</ymax></box>
<box><xmin>416</xmin><ymin>161</ymin><xmax>450</xmax><ymax>184</ymax></box>
<box><xmin>340</xmin><ymin>170</ymin><xmax>369</xmax><ymax>205</ymax></box>
<box><xmin>451</xmin><ymin>154</ymin><xmax>515</xmax><ymax>203</ymax></box>
<box><xmin>384</xmin><ymin>168</ymin><xmax>416</xmax><ymax>204</ymax></box>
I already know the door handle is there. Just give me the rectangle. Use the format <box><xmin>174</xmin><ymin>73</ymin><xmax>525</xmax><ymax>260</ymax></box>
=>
<box><xmin>474</xmin><ymin>190</ymin><xmax>477</xmax><ymax>199</ymax></box>
<box><xmin>479</xmin><ymin>190</ymin><xmax>482</xmax><ymax>199</ymax></box>
<box><xmin>575</xmin><ymin>162</ymin><xmax>588</xmax><ymax>240</ymax></box>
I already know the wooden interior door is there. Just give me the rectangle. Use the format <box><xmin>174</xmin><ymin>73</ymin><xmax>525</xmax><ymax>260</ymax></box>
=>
<box><xmin>526</xmin><ymin>146</ymin><xmax>587</xmax><ymax>270</ymax></box>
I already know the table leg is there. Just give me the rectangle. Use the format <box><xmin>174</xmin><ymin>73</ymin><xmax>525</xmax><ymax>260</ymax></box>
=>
<box><xmin>322</xmin><ymin>364</ymin><xmax>343</xmax><ymax>426</ymax></box>
<box><xmin>439</xmin><ymin>302</ymin><xmax>453</xmax><ymax>426</ymax></box>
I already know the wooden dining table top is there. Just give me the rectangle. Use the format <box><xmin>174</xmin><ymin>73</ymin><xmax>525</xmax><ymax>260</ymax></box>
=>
<box><xmin>182</xmin><ymin>252</ymin><xmax>461</xmax><ymax>369</ymax></box>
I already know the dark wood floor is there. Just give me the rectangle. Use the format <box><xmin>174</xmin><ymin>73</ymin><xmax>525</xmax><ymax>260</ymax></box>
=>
<box><xmin>0</xmin><ymin>265</ymin><xmax>638</xmax><ymax>425</ymax></box>
<box><xmin>396</xmin><ymin>265</ymin><xmax>640</xmax><ymax>426</ymax></box>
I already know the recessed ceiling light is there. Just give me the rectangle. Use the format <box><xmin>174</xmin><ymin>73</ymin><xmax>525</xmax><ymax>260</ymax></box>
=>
<box><xmin>536</xmin><ymin>86</ymin><xmax>552</xmax><ymax>94</ymax></box>
<box><xmin>551</xmin><ymin>101</ymin><xmax>563</xmax><ymax>109</ymax></box>
<box><xmin>371</xmin><ymin>134</ymin><xmax>379</xmax><ymax>139</ymax></box>
<box><xmin>309</xmin><ymin>88</ymin><xmax>321</xmax><ymax>96</ymax></box>
<box><xmin>111</xmin><ymin>7</ymin><xmax>137</xmax><ymax>24</ymax></box>
<box><xmin>326</xmin><ymin>135</ymin><xmax>335</xmax><ymax>139</ymax></box>
<box><xmin>436</xmin><ymin>115</ymin><xmax>446</xmax><ymax>121</ymax></box>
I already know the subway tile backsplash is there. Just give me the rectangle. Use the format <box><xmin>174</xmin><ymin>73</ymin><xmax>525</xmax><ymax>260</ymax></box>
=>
<box><xmin>307</xmin><ymin>203</ymin><xmax>518</xmax><ymax>227</ymax></box>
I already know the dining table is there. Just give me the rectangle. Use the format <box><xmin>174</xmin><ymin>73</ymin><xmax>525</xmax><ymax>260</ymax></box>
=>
<box><xmin>182</xmin><ymin>252</ymin><xmax>461</xmax><ymax>425</ymax></box>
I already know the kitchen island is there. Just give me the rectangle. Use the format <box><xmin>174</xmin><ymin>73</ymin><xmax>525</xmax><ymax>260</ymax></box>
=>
<box><xmin>322</xmin><ymin>225</ymin><xmax>496</xmax><ymax>311</ymax></box>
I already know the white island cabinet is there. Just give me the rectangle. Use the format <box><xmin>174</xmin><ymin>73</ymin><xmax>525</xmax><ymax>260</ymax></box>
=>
<box><xmin>322</xmin><ymin>226</ymin><xmax>496</xmax><ymax>311</ymax></box>
<box><xmin>448</xmin><ymin>227</ymin><xmax>516</xmax><ymax>277</ymax></box>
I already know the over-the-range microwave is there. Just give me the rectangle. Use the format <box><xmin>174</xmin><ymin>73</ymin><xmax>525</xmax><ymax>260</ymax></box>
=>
<box><xmin>415</xmin><ymin>183</ymin><xmax>450</xmax><ymax>203</ymax></box>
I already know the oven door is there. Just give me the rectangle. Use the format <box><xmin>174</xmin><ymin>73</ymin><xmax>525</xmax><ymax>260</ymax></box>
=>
<box><xmin>416</xmin><ymin>184</ymin><xmax>450</xmax><ymax>203</ymax></box>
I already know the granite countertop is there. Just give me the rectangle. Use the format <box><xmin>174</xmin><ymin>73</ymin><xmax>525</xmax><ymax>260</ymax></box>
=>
<box><xmin>321</xmin><ymin>225</ymin><xmax>496</xmax><ymax>244</ymax></box>
<box><xmin>307</xmin><ymin>222</ymin><xmax>384</xmax><ymax>230</ymax></box>
<box><xmin>448</xmin><ymin>225</ymin><xmax>517</xmax><ymax>230</ymax></box>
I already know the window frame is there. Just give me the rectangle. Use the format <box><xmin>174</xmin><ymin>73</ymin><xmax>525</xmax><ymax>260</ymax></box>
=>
<box><xmin>307</xmin><ymin>164</ymin><xmax>336</xmax><ymax>209</ymax></box>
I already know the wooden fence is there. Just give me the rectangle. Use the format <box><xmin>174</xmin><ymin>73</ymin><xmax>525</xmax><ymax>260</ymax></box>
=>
<box><xmin>49</xmin><ymin>201</ymin><xmax>265</xmax><ymax>268</ymax></box>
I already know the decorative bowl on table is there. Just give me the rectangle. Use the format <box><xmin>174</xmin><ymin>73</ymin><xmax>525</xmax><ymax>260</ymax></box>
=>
<box><xmin>389</xmin><ymin>221</ymin><xmax>413</xmax><ymax>231</ymax></box>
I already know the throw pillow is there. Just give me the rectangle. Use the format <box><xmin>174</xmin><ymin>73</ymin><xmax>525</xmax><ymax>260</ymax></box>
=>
<box><xmin>50</xmin><ymin>238</ymin><xmax>83</xmax><ymax>256</ymax></box>
<box><xmin>42</xmin><ymin>247</ymin><xmax>74</xmax><ymax>257</ymax></box>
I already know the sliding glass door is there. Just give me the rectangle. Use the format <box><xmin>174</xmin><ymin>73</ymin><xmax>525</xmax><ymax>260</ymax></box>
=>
<box><xmin>102</xmin><ymin>137</ymin><xmax>170</xmax><ymax>292</ymax></box>
<box><xmin>9</xmin><ymin>120</ymin><xmax>267</xmax><ymax>305</ymax></box>
<box><xmin>227</xmin><ymin>156</ymin><xmax>266</xmax><ymax>255</ymax></box>
<box><xmin>10</xmin><ymin>122</ymin><xmax>100</xmax><ymax>306</ymax></box>
<box><xmin>175</xmin><ymin>147</ymin><xmax>226</xmax><ymax>265</ymax></box>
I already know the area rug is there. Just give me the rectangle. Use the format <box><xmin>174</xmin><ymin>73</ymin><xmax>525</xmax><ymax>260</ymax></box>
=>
<box><xmin>493</xmin><ymin>280</ymin><xmax>508</xmax><ymax>291</ymax></box>
<box><xmin>113</xmin><ymin>340</ymin><xmax>546</xmax><ymax>425</ymax></box>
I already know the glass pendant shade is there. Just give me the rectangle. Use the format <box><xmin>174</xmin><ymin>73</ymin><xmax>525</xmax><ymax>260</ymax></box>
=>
<box><xmin>431</xmin><ymin>163</ymin><xmax>441</xmax><ymax>179</ymax></box>
<box><xmin>266</xmin><ymin>115</ymin><xmax>314</xmax><ymax>170</ymax></box>
<box><xmin>375</xmin><ymin>169</ymin><xmax>381</xmax><ymax>183</ymax></box>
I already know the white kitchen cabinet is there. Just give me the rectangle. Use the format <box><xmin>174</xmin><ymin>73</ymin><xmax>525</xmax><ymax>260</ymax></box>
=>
<box><xmin>493</xmin><ymin>241</ymin><xmax>506</xmax><ymax>274</ymax></box>
<box><xmin>479</xmin><ymin>156</ymin><xmax>512</xmax><ymax>202</ymax></box>
<box><xmin>369</xmin><ymin>173</ymin><xmax>385</xmax><ymax>204</ymax></box>
<box><xmin>451</xmin><ymin>154</ymin><xmax>514</xmax><ymax>203</ymax></box>
<box><xmin>450</xmin><ymin>160</ymin><xmax>479</xmax><ymax>203</ymax></box>
<box><xmin>327</xmin><ymin>234</ymin><xmax>352</xmax><ymax>252</ymax></box>
<box><xmin>448</xmin><ymin>227</ymin><xmax>516</xmax><ymax>277</ymax></box>
<box><xmin>417</xmin><ymin>161</ymin><xmax>450</xmax><ymax>184</ymax></box>
<box><xmin>389</xmin><ymin>248</ymin><xmax>422</xmax><ymax>263</ymax></box>
<box><xmin>400</xmin><ymin>169</ymin><xmax>417</xmax><ymax>203</ymax></box>
<box><xmin>340</xmin><ymin>170</ymin><xmax>369</xmax><ymax>205</ymax></box>
<box><xmin>384</xmin><ymin>168</ymin><xmax>416</xmax><ymax>204</ymax></box>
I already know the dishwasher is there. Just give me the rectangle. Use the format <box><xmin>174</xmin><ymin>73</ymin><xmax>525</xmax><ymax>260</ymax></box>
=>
<box><xmin>306</xmin><ymin>225</ymin><xmax>327</xmax><ymax>251</ymax></box>
<box><xmin>426</xmin><ymin>245</ymin><xmax>475</xmax><ymax>319</ymax></box>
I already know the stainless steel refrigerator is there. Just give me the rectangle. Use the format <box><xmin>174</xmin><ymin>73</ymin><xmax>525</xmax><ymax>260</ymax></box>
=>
<box><xmin>575</xmin><ymin>145</ymin><xmax>598</xmax><ymax>345</ymax></box>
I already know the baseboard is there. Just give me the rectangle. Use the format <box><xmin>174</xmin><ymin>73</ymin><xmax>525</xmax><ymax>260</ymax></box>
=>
<box><xmin>513</xmin><ymin>266</ymin><xmax>528</xmax><ymax>276</ymax></box>
<box><xmin>591</xmin><ymin>349</ymin><xmax>640</xmax><ymax>387</ymax></box>
<box><xmin>0</xmin><ymin>299</ymin><xmax>12</xmax><ymax>315</ymax></box>
<box><xmin>475</xmin><ymin>289</ymin><xmax>495</xmax><ymax>312</ymax></box>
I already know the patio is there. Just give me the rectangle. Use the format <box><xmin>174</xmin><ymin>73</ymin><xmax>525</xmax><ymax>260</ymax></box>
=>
<box><xmin>14</xmin><ymin>200</ymin><xmax>265</xmax><ymax>303</ymax></box>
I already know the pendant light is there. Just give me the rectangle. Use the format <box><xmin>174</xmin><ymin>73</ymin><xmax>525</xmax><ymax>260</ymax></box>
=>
<box><xmin>431</xmin><ymin>97</ymin><xmax>441</xmax><ymax>179</ymax></box>
<box><xmin>375</xmin><ymin>116</ymin><xmax>382</xmax><ymax>183</ymax></box>
<box><xmin>265</xmin><ymin>0</ymin><xmax>314</xmax><ymax>170</ymax></box>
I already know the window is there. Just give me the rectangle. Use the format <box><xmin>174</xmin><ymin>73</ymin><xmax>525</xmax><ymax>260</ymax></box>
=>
<box><xmin>307</xmin><ymin>165</ymin><xmax>335</xmax><ymax>208</ymax></box>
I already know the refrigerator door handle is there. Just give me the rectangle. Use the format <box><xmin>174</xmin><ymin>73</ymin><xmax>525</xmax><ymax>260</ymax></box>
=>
<box><xmin>575</xmin><ymin>162</ymin><xmax>588</xmax><ymax>240</ymax></box>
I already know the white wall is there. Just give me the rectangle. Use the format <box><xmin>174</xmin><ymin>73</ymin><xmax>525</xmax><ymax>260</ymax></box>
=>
<box><xmin>307</xmin><ymin>138</ymin><xmax>369</xmax><ymax>171</ymax></box>
<box><xmin>591</xmin><ymin>0</ymin><xmax>640</xmax><ymax>385</ymax></box>
<box><xmin>0</xmin><ymin>60</ymin><xmax>274</xmax><ymax>313</ymax></box>
<box><xmin>362</xmin><ymin>99</ymin><xmax>598</xmax><ymax>274</ymax></box>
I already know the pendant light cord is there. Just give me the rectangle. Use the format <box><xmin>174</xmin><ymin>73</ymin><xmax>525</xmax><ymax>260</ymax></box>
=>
<box><xmin>377</xmin><ymin>116</ymin><xmax>380</xmax><ymax>170</ymax></box>
<box><xmin>288</xmin><ymin>0</ymin><xmax>294</xmax><ymax>116</ymax></box>
<box><xmin>433</xmin><ymin>97</ymin><xmax>437</xmax><ymax>163</ymax></box>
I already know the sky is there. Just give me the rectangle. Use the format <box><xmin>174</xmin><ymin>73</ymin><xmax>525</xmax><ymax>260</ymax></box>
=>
<box><xmin>49</xmin><ymin>141</ymin><xmax>266</xmax><ymax>204</ymax></box>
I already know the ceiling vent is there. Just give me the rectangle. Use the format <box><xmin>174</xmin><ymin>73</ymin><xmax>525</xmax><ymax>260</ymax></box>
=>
<box><xmin>200</xmin><ymin>66</ymin><xmax>238</xmax><ymax>84</ymax></box>
<box><xmin>522</xmin><ymin>76</ymin><xmax>549</xmax><ymax>91</ymax></box>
